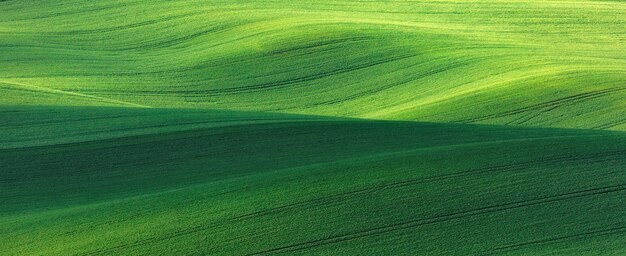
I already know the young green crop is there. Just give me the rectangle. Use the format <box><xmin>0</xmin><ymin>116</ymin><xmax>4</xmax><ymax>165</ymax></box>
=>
<box><xmin>1</xmin><ymin>107</ymin><xmax>625</xmax><ymax>255</ymax></box>
<box><xmin>1</xmin><ymin>0</ymin><xmax>625</xmax><ymax>255</ymax></box>
<box><xmin>1</xmin><ymin>0</ymin><xmax>624</xmax><ymax>130</ymax></box>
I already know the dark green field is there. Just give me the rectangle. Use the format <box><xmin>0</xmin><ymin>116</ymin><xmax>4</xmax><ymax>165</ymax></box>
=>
<box><xmin>1</xmin><ymin>0</ymin><xmax>625</xmax><ymax>255</ymax></box>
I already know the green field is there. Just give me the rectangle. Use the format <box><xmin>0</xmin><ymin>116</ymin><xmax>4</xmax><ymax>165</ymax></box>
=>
<box><xmin>1</xmin><ymin>0</ymin><xmax>625</xmax><ymax>255</ymax></box>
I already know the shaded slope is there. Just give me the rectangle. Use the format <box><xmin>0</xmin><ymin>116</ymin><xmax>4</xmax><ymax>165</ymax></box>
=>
<box><xmin>1</xmin><ymin>0</ymin><xmax>624</xmax><ymax>130</ymax></box>
<box><xmin>0</xmin><ymin>106</ymin><xmax>591</xmax><ymax>213</ymax></box>
<box><xmin>0</xmin><ymin>105</ymin><xmax>337</xmax><ymax>149</ymax></box>
<box><xmin>1</xmin><ymin>106</ymin><xmax>625</xmax><ymax>255</ymax></box>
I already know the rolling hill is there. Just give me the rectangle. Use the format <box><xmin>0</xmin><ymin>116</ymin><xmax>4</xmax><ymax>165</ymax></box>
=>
<box><xmin>2</xmin><ymin>106</ymin><xmax>626</xmax><ymax>255</ymax></box>
<box><xmin>1</xmin><ymin>0</ymin><xmax>625</xmax><ymax>255</ymax></box>
<box><xmin>1</xmin><ymin>0</ymin><xmax>625</xmax><ymax>129</ymax></box>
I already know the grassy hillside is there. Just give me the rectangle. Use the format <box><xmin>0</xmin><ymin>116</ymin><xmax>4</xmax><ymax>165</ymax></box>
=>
<box><xmin>2</xmin><ymin>107</ymin><xmax>626</xmax><ymax>255</ymax></box>
<box><xmin>2</xmin><ymin>0</ymin><xmax>625</xmax><ymax>255</ymax></box>
<box><xmin>1</xmin><ymin>0</ymin><xmax>625</xmax><ymax>129</ymax></box>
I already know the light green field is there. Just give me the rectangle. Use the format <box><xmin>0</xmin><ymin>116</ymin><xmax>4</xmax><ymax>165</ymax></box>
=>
<box><xmin>1</xmin><ymin>0</ymin><xmax>625</xmax><ymax>255</ymax></box>
<box><xmin>1</xmin><ymin>0</ymin><xmax>625</xmax><ymax>129</ymax></box>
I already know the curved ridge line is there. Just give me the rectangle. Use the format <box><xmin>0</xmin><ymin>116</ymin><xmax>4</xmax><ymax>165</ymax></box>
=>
<box><xmin>0</xmin><ymin>81</ymin><xmax>151</xmax><ymax>108</ymax></box>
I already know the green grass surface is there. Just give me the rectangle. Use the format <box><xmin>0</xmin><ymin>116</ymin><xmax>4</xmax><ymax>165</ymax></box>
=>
<box><xmin>2</xmin><ymin>106</ymin><xmax>626</xmax><ymax>255</ymax></box>
<box><xmin>2</xmin><ymin>0</ymin><xmax>626</xmax><ymax>255</ymax></box>
<box><xmin>1</xmin><ymin>0</ymin><xmax>625</xmax><ymax>129</ymax></box>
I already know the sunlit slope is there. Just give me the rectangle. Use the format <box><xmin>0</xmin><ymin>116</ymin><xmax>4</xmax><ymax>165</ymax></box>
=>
<box><xmin>1</xmin><ymin>0</ymin><xmax>624</xmax><ymax>129</ymax></box>
<box><xmin>2</xmin><ymin>107</ymin><xmax>626</xmax><ymax>255</ymax></box>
